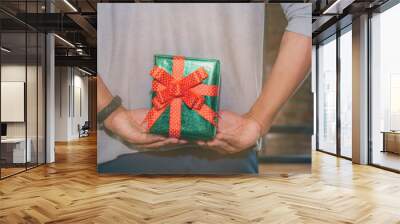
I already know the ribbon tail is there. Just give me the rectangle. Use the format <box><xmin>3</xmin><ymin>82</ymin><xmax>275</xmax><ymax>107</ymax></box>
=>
<box><xmin>169</xmin><ymin>98</ymin><xmax>182</xmax><ymax>138</ymax></box>
<box><xmin>194</xmin><ymin>104</ymin><xmax>218</xmax><ymax>126</ymax></box>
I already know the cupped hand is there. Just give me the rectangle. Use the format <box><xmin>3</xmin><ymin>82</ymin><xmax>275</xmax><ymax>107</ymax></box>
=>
<box><xmin>197</xmin><ymin>111</ymin><xmax>264</xmax><ymax>154</ymax></box>
<box><xmin>103</xmin><ymin>107</ymin><xmax>186</xmax><ymax>149</ymax></box>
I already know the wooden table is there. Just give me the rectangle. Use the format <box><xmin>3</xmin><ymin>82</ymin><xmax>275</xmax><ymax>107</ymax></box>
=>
<box><xmin>381</xmin><ymin>131</ymin><xmax>400</xmax><ymax>154</ymax></box>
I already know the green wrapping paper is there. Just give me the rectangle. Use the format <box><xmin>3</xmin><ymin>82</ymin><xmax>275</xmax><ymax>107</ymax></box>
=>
<box><xmin>147</xmin><ymin>55</ymin><xmax>220</xmax><ymax>140</ymax></box>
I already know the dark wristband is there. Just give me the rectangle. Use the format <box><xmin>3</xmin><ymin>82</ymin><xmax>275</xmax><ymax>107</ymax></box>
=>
<box><xmin>97</xmin><ymin>96</ymin><xmax>122</xmax><ymax>125</ymax></box>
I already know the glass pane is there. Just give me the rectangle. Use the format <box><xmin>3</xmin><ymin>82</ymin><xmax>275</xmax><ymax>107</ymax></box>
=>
<box><xmin>27</xmin><ymin>31</ymin><xmax>38</xmax><ymax>169</ymax></box>
<box><xmin>25</xmin><ymin>0</ymin><xmax>38</xmax><ymax>169</ymax></box>
<box><xmin>312</xmin><ymin>46</ymin><xmax>317</xmax><ymax>151</ymax></box>
<box><xmin>317</xmin><ymin>37</ymin><xmax>337</xmax><ymax>154</ymax></box>
<box><xmin>38</xmin><ymin>33</ymin><xmax>46</xmax><ymax>165</ymax></box>
<box><xmin>371</xmin><ymin>5</ymin><xmax>400</xmax><ymax>171</ymax></box>
<box><xmin>339</xmin><ymin>29</ymin><xmax>352</xmax><ymax>158</ymax></box>
<box><xmin>1</xmin><ymin>31</ymin><xmax>27</xmax><ymax>177</ymax></box>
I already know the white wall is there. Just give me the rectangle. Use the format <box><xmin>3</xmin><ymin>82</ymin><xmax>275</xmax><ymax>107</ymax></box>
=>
<box><xmin>1</xmin><ymin>65</ymin><xmax>40</xmax><ymax>138</ymax></box>
<box><xmin>1</xmin><ymin>65</ymin><xmax>26</xmax><ymax>138</ymax></box>
<box><xmin>71</xmin><ymin>70</ymin><xmax>89</xmax><ymax>137</ymax></box>
<box><xmin>55</xmin><ymin>67</ymin><xmax>69</xmax><ymax>141</ymax></box>
<box><xmin>55</xmin><ymin>67</ymin><xmax>89</xmax><ymax>141</ymax></box>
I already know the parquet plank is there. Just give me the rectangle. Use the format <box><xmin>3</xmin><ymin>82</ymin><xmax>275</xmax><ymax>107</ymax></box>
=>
<box><xmin>0</xmin><ymin>135</ymin><xmax>399</xmax><ymax>223</ymax></box>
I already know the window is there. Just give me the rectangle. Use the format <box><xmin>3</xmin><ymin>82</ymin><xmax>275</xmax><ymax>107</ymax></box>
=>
<box><xmin>370</xmin><ymin>3</ymin><xmax>400</xmax><ymax>171</ymax></box>
<box><xmin>317</xmin><ymin>36</ymin><xmax>337</xmax><ymax>154</ymax></box>
<box><xmin>339</xmin><ymin>28</ymin><xmax>352</xmax><ymax>158</ymax></box>
<box><xmin>0</xmin><ymin>1</ymin><xmax>47</xmax><ymax>179</ymax></box>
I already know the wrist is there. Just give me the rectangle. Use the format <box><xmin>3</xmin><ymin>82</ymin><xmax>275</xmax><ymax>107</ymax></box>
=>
<box><xmin>243</xmin><ymin>113</ymin><xmax>263</xmax><ymax>138</ymax></box>
<box><xmin>97</xmin><ymin>95</ymin><xmax>123</xmax><ymax>126</ymax></box>
<box><xmin>244</xmin><ymin>110</ymin><xmax>273</xmax><ymax>137</ymax></box>
<box><xmin>103</xmin><ymin>106</ymin><xmax>125</xmax><ymax>130</ymax></box>
<box><xmin>97</xmin><ymin>96</ymin><xmax>113</xmax><ymax>112</ymax></box>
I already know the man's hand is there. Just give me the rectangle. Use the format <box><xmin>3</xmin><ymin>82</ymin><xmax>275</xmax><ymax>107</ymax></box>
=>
<box><xmin>199</xmin><ymin>32</ymin><xmax>310</xmax><ymax>154</ymax></box>
<box><xmin>197</xmin><ymin>111</ymin><xmax>265</xmax><ymax>154</ymax></box>
<box><xmin>104</xmin><ymin>107</ymin><xmax>186</xmax><ymax>149</ymax></box>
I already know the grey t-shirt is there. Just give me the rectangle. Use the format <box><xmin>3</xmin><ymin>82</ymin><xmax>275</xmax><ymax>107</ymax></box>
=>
<box><xmin>97</xmin><ymin>3</ymin><xmax>311</xmax><ymax>165</ymax></box>
<box><xmin>281</xmin><ymin>3</ymin><xmax>312</xmax><ymax>38</ymax></box>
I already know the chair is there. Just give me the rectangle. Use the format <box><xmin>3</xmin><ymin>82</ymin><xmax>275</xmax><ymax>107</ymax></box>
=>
<box><xmin>78</xmin><ymin>121</ymin><xmax>90</xmax><ymax>138</ymax></box>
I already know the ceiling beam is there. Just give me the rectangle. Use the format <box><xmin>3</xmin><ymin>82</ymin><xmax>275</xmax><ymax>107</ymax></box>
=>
<box><xmin>55</xmin><ymin>55</ymin><xmax>96</xmax><ymax>72</ymax></box>
<box><xmin>67</xmin><ymin>13</ymin><xmax>97</xmax><ymax>45</ymax></box>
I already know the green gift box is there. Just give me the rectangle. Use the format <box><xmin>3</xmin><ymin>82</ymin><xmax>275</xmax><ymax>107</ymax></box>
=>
<box><xmin>145</xmin><ymin>55</ymin><xmax>220</xmax><ymax>140</ymax></box>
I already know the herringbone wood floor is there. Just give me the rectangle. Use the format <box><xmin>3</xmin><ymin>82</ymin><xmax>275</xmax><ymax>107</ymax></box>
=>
<box><xmin>1</xmin><ymin>135</ymin><xmax>400</xmax><ymax>224</ymax></box>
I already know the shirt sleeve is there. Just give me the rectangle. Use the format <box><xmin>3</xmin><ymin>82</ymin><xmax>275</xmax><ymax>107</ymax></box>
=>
<box><xmin>280</xmin><ymin>3</ymin><xmax>312</xmax><ymax>37</ymax></box>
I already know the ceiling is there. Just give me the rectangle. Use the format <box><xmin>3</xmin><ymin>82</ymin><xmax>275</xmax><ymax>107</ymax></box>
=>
<box><xmin>311</xmin><ymin>0</ymin><xmax>390</xmax><ymax>43</ymax></box>
<box><xmin>0</xmin><ymin>0</ymin><xmax>394</xmax><ymax>72</ymax></box>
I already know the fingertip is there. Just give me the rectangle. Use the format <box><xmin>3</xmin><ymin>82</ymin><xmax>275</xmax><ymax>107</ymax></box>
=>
<box><xmin>154</xmin><ymin>136</ymin><xmax>166</xmax><ymax>141</ymax></box>
<box><xmin>169</xmin><ymin>138</ymin><xmax>179</xmax><ymax>143</ymax></box>
<box><xmin>155</xmin><ymin>135</ymin><xmax>165</xmax><ymax>140</ymax></box>
<box><xmin>157</xmin><ymin>134</ymin><xmax>166</xmax><ymax>138</ymax></box>
<box><xmin>207</xmin><ymin>141</ymin><xmax>217</xmax><ymax>147</ymax></box>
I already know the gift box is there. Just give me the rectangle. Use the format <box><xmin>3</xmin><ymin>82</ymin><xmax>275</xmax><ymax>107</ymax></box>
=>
<box><xmin>145</xmin><ymin>55</ymin><xmax>220</xmax><ymax>140</ymax></box>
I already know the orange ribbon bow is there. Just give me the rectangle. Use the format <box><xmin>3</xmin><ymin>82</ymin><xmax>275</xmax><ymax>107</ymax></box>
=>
<box><xmin>145</xmin><ymin>56</ymin><xmax>219</xmax><ymax>138</ymax></box>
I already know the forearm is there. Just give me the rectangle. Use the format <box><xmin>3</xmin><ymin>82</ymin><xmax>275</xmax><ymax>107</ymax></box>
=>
<box><xmin>97</xmin><ymin>76</ymin><xmax>115</xmax><ymax>112</ymax></box>
<box><xmin>247</xmin><ymin>31</ymin><xmax>311</xmax><ymax>135</ymax></box>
